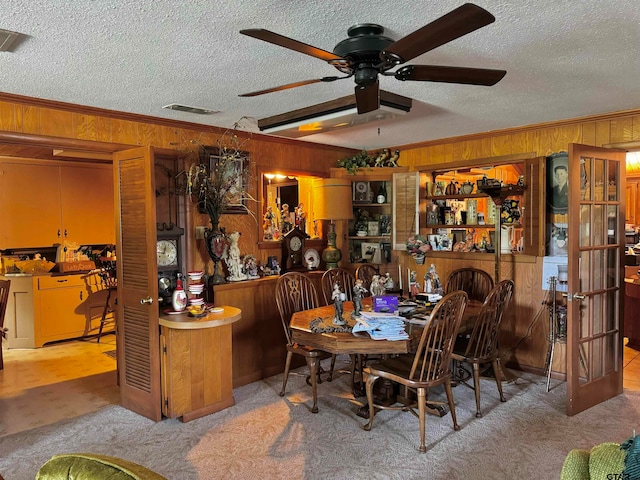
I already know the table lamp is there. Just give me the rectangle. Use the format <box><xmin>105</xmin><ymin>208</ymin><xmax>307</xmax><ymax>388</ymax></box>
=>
<box><xmin>314</xmin><ymin>178</ymin><xmax>353</xmax><ymax>269</ymax></box>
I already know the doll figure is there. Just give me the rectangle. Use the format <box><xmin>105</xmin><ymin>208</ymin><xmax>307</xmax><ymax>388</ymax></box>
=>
<box><xmin>263</xmin><ymin>206</ymin><xmax>275</xmax><ymax>240</ymax></box>
<box><xmin>296</xmin><ymin>203</ymin><xmax>307</xmax><ymax>234</ymax></box>
<box><xmin>281</xmin><ymin>204</ymin><xmax>293</xmax><ymax>234</ymax></box>
<box><xmin>352</xmin><ymin>279</ymin><xmax>367</xmax><ymax>317</ymax></box>
<box><xmin>332</xmin><ymin>283</ymin><xmax>346</xmax><ymax>325</ymax></box>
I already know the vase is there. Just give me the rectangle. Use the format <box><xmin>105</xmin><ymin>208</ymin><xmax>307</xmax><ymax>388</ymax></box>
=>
<box><xmin>205</xmin><ymin>223</ymin><xmax>229</xmax><ymax>285</ymax></box>
<box><xmin>413</xmin><ymin>254</ymin><xmax>425</xmax><ymax>264</ymax></box>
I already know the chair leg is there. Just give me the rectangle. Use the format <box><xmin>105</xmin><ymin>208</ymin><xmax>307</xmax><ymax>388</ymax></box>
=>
<box><xmin>472</xmin><ymin>362</ymin><xmax>482</xmax><ymax>418</ymax></box>
<box><xmin>96</xmin><ymin>289</ymin><xmax>113</xmax><ymax>343</ymax></box>
<box><xmin>417</xmin><ymin>387</ymin><xmax>427</xmax><ymax>453</ymax></box>
<box><xmin>362</xmin><ymin>373</ymin><xmax>379</xmax><ymax>432</ymax></box>
<box><xmin>306</xmin><ymin>356</ymin><xmax>320</xmax><ymax>413</ymax></box>
<box><xmin>279</xmin><ymin>351</ymin><xmax>293</xmax><ymax>397</ymax></box>
<box><xmin>492</xmin><ymin>358</ymin><xmax>506</xmax><ymax>403</ymax></box>
<box><xmin>327</xmin><ymin>354</ymin><xmax>336</xmax><ymax>382</ymax></box>
<box><xmin>444</xmin><ymin>379</ymin><xmax>460</xmax><ymax>431</ymax></box>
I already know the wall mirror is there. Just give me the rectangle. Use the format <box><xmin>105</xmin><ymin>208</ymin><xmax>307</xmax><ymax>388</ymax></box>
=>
<box><xmin>259</xmin><ymin>168</ymin><xmax>326</xmax><ymax>245</ymax></box>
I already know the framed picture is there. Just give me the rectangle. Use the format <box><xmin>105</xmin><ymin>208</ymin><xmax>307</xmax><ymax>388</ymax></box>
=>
<box><xmin>547</xmin><ymin>152</ymin><xmax>569</xmax><ymax>214</ymax></box>
<box><xmin>201</xmin><ymin>146</ymin><xmax>250</xmax><ymax>214</ymax></box>
<box><xmin>367</xmin><ymin>221</ymin><xmax>380</xmax><ymax>236</ymax></box>
<box><xmin>361</xmin><ymin>242</ymin><xmax>380</xmax><ymax>262</ymax></box>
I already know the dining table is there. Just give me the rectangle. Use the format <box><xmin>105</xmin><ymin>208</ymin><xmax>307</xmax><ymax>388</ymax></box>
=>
<box><xmin>289</xmin><ymin>296</ymin><xmax>483</xmax><ymax>417</ymax></box>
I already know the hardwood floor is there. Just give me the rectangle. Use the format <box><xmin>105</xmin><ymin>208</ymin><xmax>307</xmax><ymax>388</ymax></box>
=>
<box><xmin>0</xmin><ymin>333</ymin><xmax>119</xmax><ymax>436</ymax></box>
<box><xmin>0</xmin><ymin>334</ymin><xmax>639</xmax><ymax>437</ymax></box>
<box><xmin>624</xmin><ymin>340</ymin><xmax>640</xmax><ymax>391</ymax></box>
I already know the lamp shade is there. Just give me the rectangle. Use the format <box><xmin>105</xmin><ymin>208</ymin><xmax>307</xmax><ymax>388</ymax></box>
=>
<box><xmin>314</xmin><ymin>178</ymin><xmax>353</xmax><ymax>221</ymax></box>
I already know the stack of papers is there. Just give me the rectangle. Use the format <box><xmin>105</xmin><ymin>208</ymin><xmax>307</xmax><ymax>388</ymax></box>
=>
<box><xmin>352</xmin><ymin>312</ymin><xmax>409</xmax><ymax>341</ymax></box>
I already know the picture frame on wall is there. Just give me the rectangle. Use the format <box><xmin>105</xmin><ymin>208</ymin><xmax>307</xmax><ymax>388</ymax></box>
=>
<box><xmin>200</xmin><ymin>146</ymin><xmax>251</xmax><ymax>215</ymax></box>
<box><xmin>547</xmin><ymin>152</ymin><xmax>569</xmax><ymax>214</ymax></box>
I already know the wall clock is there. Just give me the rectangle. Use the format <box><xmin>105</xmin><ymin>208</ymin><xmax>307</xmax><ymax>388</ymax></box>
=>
<box><xmin>157</xmin><ymin>239</ymin><xmax>178</xmax><ymax>267</ymax></box>
<box><xmin>156</xmin><ymin>225</ymin><xmax>185</xmax><ymax>305</ymax></box>
<box><xmin>281</xmin><ymin>227</ymin><xmax>306</xmax><ymax>272</ymax></box>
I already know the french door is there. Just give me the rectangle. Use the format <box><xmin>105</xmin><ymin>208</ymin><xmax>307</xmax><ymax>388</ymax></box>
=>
<box><xmin>566</xmin><ymin>143</ymin><xmax>626</xmax><ymax>415</ymax></box>
<box><xmin>113</xmin><ymin>147</ymin><xmax>162</xmax><ymax>421</ymax></box>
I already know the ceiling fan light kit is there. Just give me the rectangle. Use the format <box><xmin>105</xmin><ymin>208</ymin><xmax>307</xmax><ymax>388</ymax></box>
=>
<box><xmin>258</xmin><ymin>90</ymin><xmax>411</xmax><ymax>138</ymax></box>
<box><xmin>240</xmin><ymin>3</ymin><xmax>506</xmax><ymax>117</ymax></box>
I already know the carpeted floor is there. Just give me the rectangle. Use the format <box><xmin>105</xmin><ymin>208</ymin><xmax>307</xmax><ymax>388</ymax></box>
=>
<box><xmin>0</xmin><ymin>357</ymin><xmax>639</xmax><ymax>480</ymax></box>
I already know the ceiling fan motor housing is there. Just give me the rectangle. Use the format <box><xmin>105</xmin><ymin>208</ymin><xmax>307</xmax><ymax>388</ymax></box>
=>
<box><xmin>333</xmin><ymin>24</ymin><xmax>394</xmax><ymax>65</ymax></box>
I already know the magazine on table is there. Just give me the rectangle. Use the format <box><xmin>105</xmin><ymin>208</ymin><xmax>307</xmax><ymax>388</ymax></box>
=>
<box><xmin>352</xmin><ymin>312</ymin><xmax>409</xmax><ymax>340</ymax></box>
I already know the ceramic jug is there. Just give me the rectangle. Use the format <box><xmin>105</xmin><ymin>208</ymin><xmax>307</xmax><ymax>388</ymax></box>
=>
<box><xmin>501</xmin><ymin>225</ymin><xmax>514</xmax><ymax>253</ymax></box>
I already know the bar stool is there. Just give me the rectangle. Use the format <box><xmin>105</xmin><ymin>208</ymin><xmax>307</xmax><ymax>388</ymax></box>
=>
<box><xmin>96</xmin><ymin>257</ymin><xmax>117</xmax><ymax>343</ymax></box>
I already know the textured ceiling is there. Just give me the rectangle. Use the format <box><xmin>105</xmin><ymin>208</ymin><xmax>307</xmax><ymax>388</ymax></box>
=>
<box><xmin>1</xmin><ymin>1</ymin><xmax>639</xmax><ymax>150</ymax></box>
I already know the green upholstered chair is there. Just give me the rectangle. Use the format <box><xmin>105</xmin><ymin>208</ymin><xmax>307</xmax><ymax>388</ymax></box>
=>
<box><xmin>36</xmin><ymin>453</ymin><xmax>167</xmax><ymax>480</ymax></box>
<box><xmin>560</xmin><ymin>443</ymin><xmax>625</xmax><ymax>480</ymax></box>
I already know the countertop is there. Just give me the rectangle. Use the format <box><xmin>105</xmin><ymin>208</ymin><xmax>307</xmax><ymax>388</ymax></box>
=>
<box><xmin>159</xmin><ymin>305</ymin><xmax>241</xmax><ymax>330</ymax></box>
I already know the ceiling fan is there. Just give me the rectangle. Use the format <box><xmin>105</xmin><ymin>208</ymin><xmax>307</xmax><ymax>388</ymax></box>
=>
<box><xmin>238</xmin><ymin>3</ymin><xmax>506</xmax><ymax>115</ymax></box>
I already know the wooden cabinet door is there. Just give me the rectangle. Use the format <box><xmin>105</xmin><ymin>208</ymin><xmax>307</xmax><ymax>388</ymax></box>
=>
<box><xmin>0</xmin><ymin>162</ymin><xmax>62</xmax><ymax>248</ymax></box>
<box><xmin>523</xmin><ymin>156</ymin><xmax>546</xmax><ymax>256</ymax></box>
<box><xmin>60</xmin><ymin>164</ymin><xmax>115</xmax><ymax>244</ymax></box>
<box><xmin>392</xmin><ymin>171</ymin><xmax>420</xmax><ymax>251</ymax></box>
<box><xmin>35</xmin><ymin>275</ymin><xmax>88</xmax><ymax>346</ymax></box>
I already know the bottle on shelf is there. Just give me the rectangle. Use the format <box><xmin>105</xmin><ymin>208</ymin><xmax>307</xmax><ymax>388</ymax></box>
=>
<box><xmin>376</xmin><ymin>182</ymin><xmax>387</xmax><ymax>204</ymax></box>
<box><xmin>171</xmin><ymin>273</ymin><xmax>187</xmax><ymax>312</ymax></box>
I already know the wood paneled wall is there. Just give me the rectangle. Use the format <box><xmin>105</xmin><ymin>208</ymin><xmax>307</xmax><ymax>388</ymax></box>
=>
<box><xmin>0</xmin><ymin>94</ymin><xmax>357</xmax><ymax>274</ymax></box>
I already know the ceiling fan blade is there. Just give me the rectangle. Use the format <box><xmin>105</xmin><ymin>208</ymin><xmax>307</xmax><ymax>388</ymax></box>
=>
<box><xmin>395</xmin><ymin>65</ymin><xmax>506</xmax><ymax>86</ymax></box>
<box><xmin>239</xmin><ymin>78</ymin><xmax>335</xmax><ymax>97</ymax></box>
<box><xmin>240</xmin><ymin>29</ymin><xmax>346</xmax><ymax>63</ymax></box>
<box><xmin>355</xmin><ymin>81</ymin><xmax>380</xmax><ymax>114</ymax></box>
<box><xmin>382</xmin><ymin>3</ymin><xmax>495</xmax><ymax>64</ymax></box>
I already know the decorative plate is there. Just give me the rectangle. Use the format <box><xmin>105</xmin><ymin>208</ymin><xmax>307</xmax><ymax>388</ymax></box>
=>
<box><xmin>304</xmin><ymin>248</ymin><xmax>320</xmax><ymax>269</ymax></box>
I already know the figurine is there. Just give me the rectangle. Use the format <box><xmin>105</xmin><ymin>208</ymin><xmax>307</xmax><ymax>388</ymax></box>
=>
<box><xmin>424</xmin><ymin>270</ymin><xmax>433</xmax><ymax>293</ymax></box>
<box><xmin>225</xmin><ymin>231</ymin><xmax>247</xmax><ymax>282</ymax></box>
<box><xmin>263</xmin><ymin>206</ymin><xmax>275</xmax><ymax>240</ymax></box>
<box><xmin>281</xmin><ymin>203</ymin><xmax>293</xmax><ymax>234</ymax></box>
<box><xmin>242</xmin><ymin>254</ymin><xmax>260</xmax><ymax>279</ymax></box>
<box><xmin>374</xmin><ymin>148</ymin><xmax>390</xmax><ymax>167</ymax></box>
<box><xmin>383</xmin><ymin>272</ymin><xmax>394</xmax><ymax>290</ymax></box>
<box><xmin>370</xmin><ymin>274</ymin><xmax>385</xmax><ymax>297</ymax></box>
<box><xmin>295</xmin><ymin>202</ymin><xmax>307</xmax><ymax>234</ymax></box>
<box><xmin>271</xmin><ymin>258</ymin><xmax>281</xmax><ymax>275</ymax></box>
<box><xmin>387</xmin><ymin>149</ymin><xmax>400</xmax><ymax>167</ymax></box>
<box><xmin>427</xmin><ymin>263</ymin><xmax>443</xmax><ymax>294</ymax></box>
<box><xmin>352</xmin><ymin>279</ymin><xmax>367</xmax><ymax>318</ymax></box>
<box><xmin>409</xmin><ymin>270</ymin><xmax>420</xmax><ymax>298</ymax></box>
<box><xmin>332</xmin><ymin>283</ymin><xmax>346</xmax><ymax>325</ymax></box>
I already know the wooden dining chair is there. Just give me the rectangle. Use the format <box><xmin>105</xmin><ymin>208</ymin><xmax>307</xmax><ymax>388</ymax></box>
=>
<box><xmin>321</xmin><ymin>268</ymin><xmax>356</xmax><ymax>306</ymax></box>
<box><xmin>445</xmin><ymin>267</ymin><xmax>494</xmax><ymax>303</ymax></box>
<box><xmin>0</xmin><ymin>279</ymin><xmax>12</xmax><ymax>370</ymax></box>
<box><xmin>275</xmin><ymin>272</ymin><xmax>336</xmax><ymax>413</ymax></box>
<box><xmin>362</xmin><ymin>290</ymin><xmax>468</xmax><ymax>453</ymax></box>
<box><xmin>355</xmin><ymin>264</ymin><xmax>378</xmax><ymax>296</ymax></box>
<box><xmin>450</xmin><ymin>279</ymin><xmax>514</xmax><ymax>418</ymax></box>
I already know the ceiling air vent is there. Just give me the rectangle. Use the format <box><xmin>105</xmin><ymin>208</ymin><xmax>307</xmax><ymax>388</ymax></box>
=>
<box><xmin>0</xmin><ymin>29</ymin><xmax>22</xmax><ymax>52</ymax></box>
<box><xmin>162</xmin><ymin>103</ymin><xmax>219</xmax><ymax>115</ymax></box>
